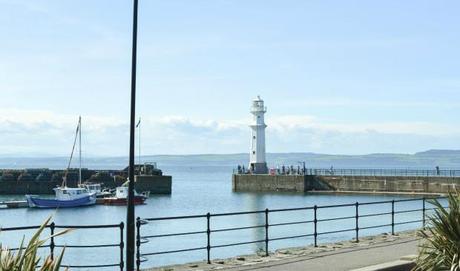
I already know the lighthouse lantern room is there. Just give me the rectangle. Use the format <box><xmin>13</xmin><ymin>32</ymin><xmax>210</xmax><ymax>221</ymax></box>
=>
<box><xmin>249</xmin><ymin>96</ymin><xmax>268</xmax><ymax>174</ymax></box>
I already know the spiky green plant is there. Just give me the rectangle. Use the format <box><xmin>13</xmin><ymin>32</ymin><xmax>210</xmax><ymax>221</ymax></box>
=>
<box><xmin>0</xmin><ymin>216</ymin><xmax>71</xmax><ymax>271</ymax></box>
<box><xmin>413</xmin><ymin>191</ymin><xmax>460</xmax><ymax>271</ymax></box>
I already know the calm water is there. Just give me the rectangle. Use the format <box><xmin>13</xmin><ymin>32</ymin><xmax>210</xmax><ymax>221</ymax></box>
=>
<box><xmin>0</xmin><ymin>164</ymin><xmax>434</xmax><ymax>269</ymax></box>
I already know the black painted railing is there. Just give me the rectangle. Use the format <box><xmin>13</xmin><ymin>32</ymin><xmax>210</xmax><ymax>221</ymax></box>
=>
<box><xmin>234</xmin><ymin>168</ymin><xmax>460</xmax><ymax>177</ymax></box>
<box><xmin>0</xmin><ymin>222</ymin><xmax>125</xmax><ymax>270</ymax></box>
<box><xmin>136</xmin><ymin>197</ymin><xmax>446</xmax><ymax>270</ymax></box>
<box><xmin>310</xmin><ymin>168</ymin><xmax>460</xmax><ymax>177</ymax></box>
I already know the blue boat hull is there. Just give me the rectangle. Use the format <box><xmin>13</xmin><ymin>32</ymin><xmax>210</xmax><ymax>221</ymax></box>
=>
<box><xmin>26</xmin><ymin>195</ymin><xmax>96</xmax><ymax>208</ymax></box>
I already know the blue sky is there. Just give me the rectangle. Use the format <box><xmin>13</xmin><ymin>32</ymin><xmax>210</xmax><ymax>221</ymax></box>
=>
<box><xmin>0</xmin><ymin>0</ymin><xmax>459</xmax><ymax>156</ymax></box>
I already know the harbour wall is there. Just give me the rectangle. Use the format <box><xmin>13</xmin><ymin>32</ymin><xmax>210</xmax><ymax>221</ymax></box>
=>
<box><xmin>135</xmin><ymin>175</ymin><xmax>172</xmax><ymax>194</ymax></box>
<box><xmin>0</xmin><ymin>168</ymin><xmax>172</xmax><ymax>194</ymax></box>
<box><xmin>232</xmin><ymin>174</ymin><xmax>460</xmax><ymax>194</ymax></box>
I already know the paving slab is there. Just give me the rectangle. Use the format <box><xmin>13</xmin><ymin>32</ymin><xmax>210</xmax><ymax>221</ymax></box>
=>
<box><xmin>147</xmin><ymin>231</ymin><xmax>422</xmax><ymax>271</ymax></box>
<box><xmin>218</xmin><ymin>238</ymin><xmax>419</xmax><ymax>271</ymax></box>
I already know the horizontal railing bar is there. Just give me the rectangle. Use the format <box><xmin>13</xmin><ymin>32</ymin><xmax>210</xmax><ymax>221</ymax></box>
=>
<box><xmin>269</xmin><ymin>220</ymin><xmax>314</xmax><ymax>227</ymax></box>
<box><xmin>211</xmin><ymin>210</ymin><xmax>265</xmax><ymax>217</ymax></box>
<box><xmin>269</xmin><ymin>206</ymin><xmax>314</xmax><ymax>212</ymax></box>
<box><xmin>211</xmin><ymin>224</ymin><xmax>265</xmax><ymax>233</ymax></box>
<box><xmin>360</xmin><ymin>224</ymin><xmax>392</xmax><ymax>230</ymax></box>
<box><xmin>393</xmin><ymin>198</ymin><xmax>426</xmax><ymax>203</ymax></box>
<box><xmin>54</xmin><ymin>244</ymin><xmax>119</xmax><ymax>248</ymax></box>
<box><xmin>54</xmin><ymin>224</ymin><xmax>120</xmax><ymax>229</ymax></box>
<box><xmin>145</xmin><ymin>214</ymin><xmax>207</xmax><ymax>221</ymax></box>
<box><xmin>62</xmin><ymin>263</ymin><xmax>120</xmax><ymax>268</ymax></box>
<box><xmin>301</xmin><ymin>168</ymin><xmax>460</xmax><ymax>177</ymax></box>
<box><xmin>142</xmin><ymin>230</ymin><xmax>207</xmax><ymax>239</ymax></box>
<box><xmin>394</xmin><ymin>220</ymin><xmax>423</xmax><ymax>226</ymax></box>
<box><xmin>211</xmin><ymin>239</ymin><xmax>265</xmax><ymax>249</ymax></box>
<box><xmin>424</xmin><ymin>207</ymin><xmax>449</xmax><ymax>212</ymax></box>
<box><xmin>358</xmin><ymin>200</ymin><xmax>393</xmax><ymax>206</ymax></box>
<box><xmin>317</xmin><ymin>215</ymin><xmax>355</xmax><ymax>223</ymax></box>
<box><xmin>141</xmin><ymin>246</ymin><xmax>207</xmax><ymax>256</ymax></box>
<box><xmin>7</xmin><ymin>245</ymin><xmax>50</xmax><ymax>251</ymax></box>
<box><xmin>317</xmin><ymin>203</ymin><xmax>356</xmax><ymax>209</ymax></box>
<box><xmin>2</xmin><ymin>223</ymin><xmax>122</xmax><ymax>231</ymax></box>
<box><xmin>359</xmin><ymin>211</ymin><xmax>392</xmax><ymax>218</ymax></box>
<box><xmin>318</xmin><ymin>228</ymin><xmax>355</xmax><ymax>236</ymax></box>
<box><xmin>394</xmin><ymin>209</ymin><xmax>423</xmax><ymax>215</ymax></box>
<box><xmin>0</xmin><ymin>225</ymin><xmax>43</xmax><ymax>231</ymax></box>
<box><xmin>269</xmin><ymin>233</ymin><xmax>315</xmax><ymax>242</ymax></box>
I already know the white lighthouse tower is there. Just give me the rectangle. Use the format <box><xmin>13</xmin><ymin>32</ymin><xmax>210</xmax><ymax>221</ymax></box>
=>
<box><xmin>249</xmin><ymin>96</ymin><xmax>268</xmax><ymax>174</ymax></box>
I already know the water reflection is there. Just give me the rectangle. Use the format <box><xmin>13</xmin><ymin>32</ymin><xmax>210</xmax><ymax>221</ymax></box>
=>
<box><xmin>246</xmin><ymin>194</ymin><xmax>265</xmax><ymax>253</ymax></box>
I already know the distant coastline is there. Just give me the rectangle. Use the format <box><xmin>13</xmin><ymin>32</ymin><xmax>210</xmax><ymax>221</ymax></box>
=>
<box><xmin>0</xmin><ymin>149</ymin><xmax>458</xmax><ymax>169</ymax></box>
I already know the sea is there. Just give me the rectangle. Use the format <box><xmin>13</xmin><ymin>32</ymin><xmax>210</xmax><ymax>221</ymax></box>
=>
<box><xmin>0</xmin><ymin>154</ymin><xmax>448</xmax><ymax>269</ymax></box>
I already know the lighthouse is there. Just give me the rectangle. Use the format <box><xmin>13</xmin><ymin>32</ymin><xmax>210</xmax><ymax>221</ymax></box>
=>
<box><xmin>249</xmin><ymin>96</ymin><xmax>268</xmax><ymax>174</ymax></box>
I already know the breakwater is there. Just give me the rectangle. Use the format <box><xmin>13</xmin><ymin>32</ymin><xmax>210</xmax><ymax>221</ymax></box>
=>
<box><xmin>0</xmin><ymin>167</ymin><xmax>171</xmax><ymax>194</ymax></box>
<box><xmin>232</xmin><ymin>171</ymin><xmax>460</xmax><ymax>194</ymax></box>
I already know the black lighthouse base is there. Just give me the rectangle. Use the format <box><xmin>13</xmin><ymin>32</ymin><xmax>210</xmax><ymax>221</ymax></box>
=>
<box><xmin>249</xmin><ymin>162</ymin><xmax>268</xmax><ymax>174</ymax></box>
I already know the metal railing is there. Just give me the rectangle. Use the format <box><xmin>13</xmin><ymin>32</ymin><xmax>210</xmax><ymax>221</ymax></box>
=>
<box><xmin>310</xmin><ymin>168</ymin><xmax>460</xmax><ymax>177</ymax></box>
<box><xmin>234</xmin><ymin>167</ymin><xmax>460</xmax><ymax>177</ymax></box>
<box><xmin>0</xmin><ymin>222</ymin><xmax>125</xmax><ymax>270</ymax></box>
<box><xmin>136</xmin><ymin>197</ymin><xmax>446</xmax><ymax>270</ymax></box>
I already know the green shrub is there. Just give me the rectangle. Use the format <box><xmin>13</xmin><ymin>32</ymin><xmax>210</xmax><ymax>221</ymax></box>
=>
<box><xmin>413</xmin><ymin>191</ymin><xmax>460</xmax><ymax>271</ymax></box>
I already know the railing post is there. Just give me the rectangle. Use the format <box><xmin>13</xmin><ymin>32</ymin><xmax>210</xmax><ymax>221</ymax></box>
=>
<box><xmin>314</xmin><ymin>205</ymin><xmax>318</xmax><ymax>247</ymax></box>
<box><xmin>264</xmin><ymin>208</ymin><xmax>269</xmax><ymax>256</ymax></box>
<box><xmin>206</xmin><ymin>212</ymin><xmax>211</xmax><ymax>264</ymax></box>
<box><xmin>422</xmin><ymin>197</ymin><xmax>426</xmax><ymax>229</ymax></box>
<box><xmin>120</xmin><ymin>222</ymin><xmax>125</xmax><ymax>271</ymax></box>
<box><xmin>49</xmin><ymin>222</ymin><xmax>55</xmax><ymax>260</ymax></box>
<box><xmin>136</xmin><ymin>218</ymin><xmax>141</xmax><ymax>271</ymax></box>
<box><xmin>391</xmin><ymin>200</ymin><xmax>395</xmax><ymax>235</ymax></box>
<box><xmin>355</xmin><ymin>202</ymin><xmax>359</xmax><ymax>243</ymax></box>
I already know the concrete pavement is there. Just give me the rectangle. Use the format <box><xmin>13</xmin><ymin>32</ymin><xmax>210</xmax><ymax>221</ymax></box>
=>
<box><xmin>220</xmin><ymin>238</ymin><xmax>419</xmax><ymax>271</ymax></box>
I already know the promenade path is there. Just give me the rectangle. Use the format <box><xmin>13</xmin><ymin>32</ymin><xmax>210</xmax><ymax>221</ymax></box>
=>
<box><xmin>219</xmin><ymin>237</ymin><xmax>418</xmax><ymax>271</ymax></box>
<box><xmin>147</xmin><ymin>231</ymin><xmax>421</xmax><ymax>271</ymax></box>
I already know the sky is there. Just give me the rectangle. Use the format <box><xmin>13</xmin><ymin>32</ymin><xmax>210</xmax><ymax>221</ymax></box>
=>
<box><xmin>0</xmin><ymin>0</ymin><xmax>459</xmax><ymax>157</ymax></box>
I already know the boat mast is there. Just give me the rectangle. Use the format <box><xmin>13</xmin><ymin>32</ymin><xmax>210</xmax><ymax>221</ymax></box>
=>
<box><xmin>79</xmin><ymin>116</ymin><xmax>82</xmax><ymax>186</ymax></box>
<box><xmin>65</xmin><ymin>116</ymin><xmax>81</xmax><ymax>187</ymax></box>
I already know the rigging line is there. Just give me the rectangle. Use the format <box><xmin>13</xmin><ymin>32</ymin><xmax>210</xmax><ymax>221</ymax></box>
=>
<box><xmin>67</xmin><ymin>118</ymin><xmax>80</xmax><ymax>170</ymax></box>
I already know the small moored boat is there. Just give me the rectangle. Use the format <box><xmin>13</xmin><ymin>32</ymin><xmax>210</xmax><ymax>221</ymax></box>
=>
<box><xmin>26</xmin><ymin>187</ymin><xmax>96</xmax><ymax>208</ymax></box>
<box><xmin>101</xmin><ymin>186</ymin><xmax>149</xmax><ymax>205</ymax></box>
<box><xmin>25</xmin><ymin>116</ymin><xmax>97</xmax><ymax>209</ymax></box>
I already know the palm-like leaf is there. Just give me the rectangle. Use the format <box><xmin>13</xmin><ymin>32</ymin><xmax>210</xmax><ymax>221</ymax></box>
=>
<box><xmin>0</xmin><ymin>216</ymin><xmax>71</xmax><ymax>271</ymax></box>
<box><xmin>413</xmin><ymin>191</ymin><xmax>460</xmax><ymax>271</ymax></box>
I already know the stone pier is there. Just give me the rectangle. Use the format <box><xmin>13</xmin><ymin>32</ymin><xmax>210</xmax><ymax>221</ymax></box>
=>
<box><xmin>232</xmin><ymin>174</ymin><xmax>460</xmax><ymax>194</ymax></box>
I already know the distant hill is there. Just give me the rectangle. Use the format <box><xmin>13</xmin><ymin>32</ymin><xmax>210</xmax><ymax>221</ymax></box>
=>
<box><xmin>0</xmin><ymin>149</ymin><xmax>458</xmax><ymax>170</ymax></box>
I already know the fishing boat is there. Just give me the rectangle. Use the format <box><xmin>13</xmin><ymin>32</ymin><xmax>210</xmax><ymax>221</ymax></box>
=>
<box><xmin>26</xmin><ymin>187</ymin><xmax>96</xmax><ymax>208</ymax></box>
<box><xmin>101</xmin><ymin>184</ymin><xmax>149</xmax><ymax>205</ymax></box>
<box><xmin>26</xmin><ymin>116</ymin><xmax>96</xmax><ymax>208</ymax></box>
<box><xmin>84</xmin><ymin>183</ymin><xmax>112</xmax><ymax>198</ymax></box>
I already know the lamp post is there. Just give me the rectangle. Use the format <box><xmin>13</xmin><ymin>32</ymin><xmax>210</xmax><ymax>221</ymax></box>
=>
<box><xmin>137</xmin><ymin>117</ymin><xmax>141</xmax><ymax>167</ymax></box>
<box><xmin>126</xmin><ymin>0</ymin><xmax>139</xmax><ymax>270</ymax></box>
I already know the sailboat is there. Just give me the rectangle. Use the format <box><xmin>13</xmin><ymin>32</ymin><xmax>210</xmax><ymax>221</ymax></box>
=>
<box><xmin>26</xmin><ymin>116</ymin><xmax>97</xmax><ymax>208</ymax></box>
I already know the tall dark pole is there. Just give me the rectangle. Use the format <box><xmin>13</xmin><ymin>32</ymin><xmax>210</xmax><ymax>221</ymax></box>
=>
<box><xmin>126</xmin><ymin>0</ymin><xmax>138</xmax><ymax>270</ymax></box>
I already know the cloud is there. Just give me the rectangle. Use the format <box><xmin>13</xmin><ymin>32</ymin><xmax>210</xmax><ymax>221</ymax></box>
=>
<box><xmin>0</xmin><ymin>109</ymin><xmax>458</xmax><ymax>156</ymax></box>
<box><xmin>279</xmin><ymin>97</ymin><xmax>460</xmax><ymax>109</ymax></box>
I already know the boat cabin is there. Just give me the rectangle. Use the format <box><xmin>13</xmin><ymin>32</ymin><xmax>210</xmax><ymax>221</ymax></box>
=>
<box><xmin>84</xmin><ymin>183</ymin><xmax>102</xmax><ymax>194</ymax></box>
<box><xmin>53</xmin><ymin>187</ymin><xmax>92</xmax><ymax>201</ymax></box>
<box><xmin>115</xmin><ymin>186</ymin><xmax>129</xmax><ymax>199</ymax></box>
